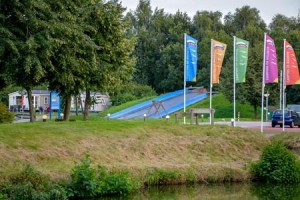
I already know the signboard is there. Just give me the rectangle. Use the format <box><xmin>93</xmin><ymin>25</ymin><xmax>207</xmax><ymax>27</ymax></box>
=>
<box><xmin>49</xmin><ymin>92</ymin><xmax>61</xmax><ymax>120</ymax></box>
<box><xmin>50</xmin><ymin>92</ymin><xmax>60</xmax><ymax>110</ymax></box>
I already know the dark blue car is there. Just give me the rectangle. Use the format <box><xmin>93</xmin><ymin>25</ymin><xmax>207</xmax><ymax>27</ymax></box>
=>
<box><xmin>272</xmin><ymin>109</ymin><xmax>300</xmax><ymax>128</ymax></box>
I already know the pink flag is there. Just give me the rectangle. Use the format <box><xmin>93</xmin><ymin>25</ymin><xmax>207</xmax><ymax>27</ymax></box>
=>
<box><xmin>264</xmin><ymin>35</ymin><xmax>278</xmax><ymax>83</ymax></box>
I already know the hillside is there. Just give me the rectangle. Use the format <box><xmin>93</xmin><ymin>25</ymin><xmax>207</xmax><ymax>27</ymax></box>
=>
<box><xmin>186</xmin><ymin>93</ymin><xmax>257</xmax><ymax>119</ymax></box>
<box><xmin>0</xmin><ymin>120</ymin><xmax>268</xmax><ymax>183</ymax></box>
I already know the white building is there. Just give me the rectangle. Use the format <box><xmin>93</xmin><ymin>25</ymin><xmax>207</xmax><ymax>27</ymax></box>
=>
<box><xmin>8</xmin><ymin>90</ymin><xmax>110</xmax><ymax>112</ymax></box>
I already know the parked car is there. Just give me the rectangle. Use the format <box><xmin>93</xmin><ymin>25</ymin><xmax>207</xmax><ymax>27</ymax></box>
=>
<box><xmin>272</xmin><ymin>109</ymin><xmax>300</xmax><ymax>128</ymax></box>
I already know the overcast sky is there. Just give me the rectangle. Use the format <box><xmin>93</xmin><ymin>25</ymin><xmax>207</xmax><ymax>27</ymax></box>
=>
<box><xmin>121</xmin><ymin>0</ymin><xmax>299</xmax><ymax>25</ymax></box>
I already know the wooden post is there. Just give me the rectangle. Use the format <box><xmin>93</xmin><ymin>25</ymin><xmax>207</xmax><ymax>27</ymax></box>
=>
<box><xmin>175</xmin><ymin>113</ymin><xmax>179</xmax><ymax>124</ymax></box>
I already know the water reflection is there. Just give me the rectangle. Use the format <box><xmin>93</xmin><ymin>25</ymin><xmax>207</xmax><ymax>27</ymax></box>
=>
<box><xmin>250</xmin><ymin>183</ymin><xmax>300</xmax><ymax>200</ymax></box>
<box><xmin>98</xmin><ymin>183</ymin><xmax>300</xmax><ymax>200</ymax></box>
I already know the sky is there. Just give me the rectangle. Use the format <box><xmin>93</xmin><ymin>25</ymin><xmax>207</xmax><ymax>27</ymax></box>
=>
<box><xmin>120</xmin><ymin>0</ymin><xmax>299</xmax><ymax>25</ymax></box>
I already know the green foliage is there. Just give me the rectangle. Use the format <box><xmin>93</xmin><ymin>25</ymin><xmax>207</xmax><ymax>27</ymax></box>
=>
<box><xmin>251</xmin><ymin>143</ymin><xmax>300</xmax><ymax>183</ymax></box>
<box><xmin>70</xmin><ymin>155</ymin><xmax>139</xmax><ymax>198</ymax></box>
<box><xmin>0</xmin><ymin>103</ymin><xmax>14</xmax><ymax>123</ymax></box>
<box><xmin>70</xmin><ymin>155</ymin><xmax>98</xmax><ymax>198</ymax></box>
<box><xmin>146</xmin><ymin>168</ymin><xmax>182</xmax><ymax>185</ymax></box>
<box><xmin>111</xmin><ymin>83</ymin><xmax>156</xmax><ymax>106</ymax></box>
<box><xmin>1</xmin><ymin>165</ymin><xmax>69</xmax><ymax>200</ymax></box>
<box><xmin>97</xmin><ymin>167</ymin><xmax>138</xmax><ymax>196</ymax></box>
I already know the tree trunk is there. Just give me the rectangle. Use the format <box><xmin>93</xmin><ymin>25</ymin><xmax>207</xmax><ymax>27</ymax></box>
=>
<box><xmin>79</xmin><ymin>96</ymin><xmax>84</xmax><ymax>113</ymax></box>
<box><xmin>63</xmin><ymin>95</ymin><xmax>71</xmax><ymax>121</ymax></box>
<box><xmin>254</xmin><ymin>104</ymin><xmax>258</xmax><ymax>119</ymax></box>
<box><xmin>83</xmin><ymin>90</ymin><xmax>91</xmax><ymax>121</ymax></box>
<box><xmin>26</xmin><ymin>88</ymin><xmax>36</xmax><ymax>122</ymax></box>
<box><xmin>75</xmin><ymin>96</ymin><xmax>78</xmax><ymax>116</ymax></box>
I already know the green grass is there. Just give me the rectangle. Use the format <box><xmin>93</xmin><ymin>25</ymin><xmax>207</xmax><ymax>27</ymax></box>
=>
<box><xmin>185</xmin><ymin>93</ymin><xmax>259</xmax><ymax>119</ymax></box>
<box><xmin>0</xmin><ymin>119</ymin><xmax>268</xmax><ymax>183</ymax></box>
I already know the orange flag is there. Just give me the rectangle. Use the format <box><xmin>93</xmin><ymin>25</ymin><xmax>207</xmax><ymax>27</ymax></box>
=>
<box><xmin>212</xmin><ymin>40</ymin><xmax>227</xmax><ymax>84</ymax></box>
<box><xmin>285</xmin><ymin>40</ymin><xmax>300</xmax><ymax>85</ymax></box>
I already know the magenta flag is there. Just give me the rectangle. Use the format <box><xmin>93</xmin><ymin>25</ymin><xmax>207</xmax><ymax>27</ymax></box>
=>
<box><xmin>264</xmin><ymin>35</ymin><xmax>278</xmax><ymax>83</ymax></box>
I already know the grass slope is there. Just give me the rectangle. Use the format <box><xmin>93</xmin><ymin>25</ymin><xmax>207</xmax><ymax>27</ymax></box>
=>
<box><xmin>186</xmin><ymin>93</ymin><xmax>257</xmax><ymax>119</ymax></box>
<box><xmin>0</xmin><ymin>119</ymin><xmax>268</xmax><ymax>183</ymax></box>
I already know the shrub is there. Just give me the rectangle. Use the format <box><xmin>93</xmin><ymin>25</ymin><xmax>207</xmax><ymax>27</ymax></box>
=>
<box><xmin>111</xmin><ymin>83</ymin><xmax>156</xmax><ymax>106</ymax></box>
<box><xmin>251</xmin><ymin>142</ymin><xmax>300</xmax><ymax>183</ymax></box>
<box><xmin>70</xmin><ymin>155</ymin><xmax>98</xmax><ymax>198</ymax></box>
<box><xmin>97</xmin><ymin>167</ymin><xmax>138</xmax><ymax>196</ymax></box>
<box><xmin>1</xmin><ymin>164</ymin><xmax>69</xmax><ymax>200</ymax></box>
<box><xmin>0</xmin><ymin>103</ymin><xmax>14</xmax><ymax>123</ymax></box>
<box><xmin>70</xmin><ymin>155</ymin><xmax>139</xmax><ymax>198</ymax></box>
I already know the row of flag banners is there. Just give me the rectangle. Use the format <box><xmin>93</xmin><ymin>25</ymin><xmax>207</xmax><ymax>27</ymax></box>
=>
<box><xmin>185</xmin><ymin>34</ymin><xmax>300</xmax><ymax>85</ymax></box>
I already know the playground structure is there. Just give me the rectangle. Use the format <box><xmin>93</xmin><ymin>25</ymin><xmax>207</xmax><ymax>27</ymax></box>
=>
<box><xmin>110</xmin><ymin>87</ymin><xmax>208</xmax><ymax>120</ymax></box>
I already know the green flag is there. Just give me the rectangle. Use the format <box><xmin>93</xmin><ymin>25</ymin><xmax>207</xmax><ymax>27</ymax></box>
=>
<box><xmin>235</xmin><ymin>37</ymin><xmax>249</xmax><ymax>83</ymax></box>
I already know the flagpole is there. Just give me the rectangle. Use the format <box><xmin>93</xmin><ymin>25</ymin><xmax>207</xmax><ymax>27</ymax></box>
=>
<box><xmin>260</xmin><ymin>33</ymin><xmax>267</xmax><ymax>133</ymax></box>
<box><xmin>280</xmin><ymin>70</ymin><xmax>282</xmax><ymax>109</ymax></box>
<box><xmin>184</xmin><ymin>33</ymin><xmax>187</xmax><ymax>124</ymax></box>
<box><xmin>282</xmin><ymin>39</ymin><xmax>286</xmax><ymax>132</ymax></box>
<box><xmin>210</xmin><ymin>39</ymin><xmax>213</xmax><ymax>125</ymax></box>
<box><xmin>233</xmin><ymin>36</ymin><xmax>236</xmax><ymax>127</ymax></box>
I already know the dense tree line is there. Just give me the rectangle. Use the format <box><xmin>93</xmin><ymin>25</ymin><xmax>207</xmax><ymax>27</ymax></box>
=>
<box><xmin>127</xmin><ymin>0</ymin><xmax>300</xmax><ymax>118</ymax></box>
<box><xmin>0</xmin><ymin>0</ymin><xmax>134</xmax><ymax>121</ymax></box>
<box><xmin>0</xmin><ymin>0</ymin><xmax>299</xmax><ymax>121</ymax></box>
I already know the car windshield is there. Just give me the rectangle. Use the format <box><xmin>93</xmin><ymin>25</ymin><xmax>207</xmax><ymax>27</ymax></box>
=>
<box><xmin>273</xmin><ymin>110</ymin><xmax>289</xmax><ymax>116</ymax></box>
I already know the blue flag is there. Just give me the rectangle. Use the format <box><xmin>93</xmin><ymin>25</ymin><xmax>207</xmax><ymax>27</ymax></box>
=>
<box><xmin>185</xmin><ymin>34</ymin><xmax>198</xmax><ymax>82</ymax></box>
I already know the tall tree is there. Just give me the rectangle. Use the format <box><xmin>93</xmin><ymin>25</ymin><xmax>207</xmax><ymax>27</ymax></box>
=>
<box><xmin>81</xmin><ymin>0</ymin><xmax>135</xmax><ymax>120</ymax></box>
<box><xmin>0</xmin><ymin>0</ymin><xmax>53</xmax><ymax>122</ymax></box>
<box><xmin>45</xmin><ymin>0</ymin><xmax>99</xmax><ymax>121</ymax></box>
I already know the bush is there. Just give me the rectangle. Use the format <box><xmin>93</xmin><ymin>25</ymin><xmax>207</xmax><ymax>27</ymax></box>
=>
<box><xmin>251</xmin><ymin>142</ymin><xmax>300</xmax><ymax>183</ymax></box>
<box><xmin>111</xmin><ymin>83</ymin><xmax>156</xmax><ymax>106</ymax></box>
<box><xmin>1</xmin><ymin>164</ymin><xmax>69</xmax><ymax>200</ymax></box>
<box><xmin>70</xmin><ymin>155</ymin><xmax>139</xmax><ymax>198</ymax></box>
<box><xmin>70</xmin><ymin>155</ymin><xmax>98</xmax><ymax>198</ymax></box>
<box><xmin>97</xmin><ymin>167</ymin><xmax>138</xmax><ymax>196</ymax></box>
<box><xmin>0</xmin><ymin>103</ymin><xmax>14</xmax><ymax>123</ymax></box>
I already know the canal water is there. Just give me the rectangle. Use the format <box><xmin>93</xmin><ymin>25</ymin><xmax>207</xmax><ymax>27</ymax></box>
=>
<box><xmin>100</xmin><ymin>183</ymin><xmax>300</xmax><ymax>199</ymax></box>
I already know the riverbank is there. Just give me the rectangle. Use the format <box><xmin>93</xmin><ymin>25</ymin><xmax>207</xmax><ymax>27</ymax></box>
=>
<box><xmin>0</xmin><ymin>119</ymin><xmax>269</xmax><ymax>184</ymax></box>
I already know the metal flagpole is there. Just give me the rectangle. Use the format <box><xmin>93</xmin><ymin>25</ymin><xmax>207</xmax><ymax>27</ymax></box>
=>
<box><xmin>210</xmin><ymin>39</ymin><xmax>213</xmax><ymax>125</ymax></box>
<box><xmin>282</xmin><ymin>39</ymin><xmax>286</xmax><ymax>132</ymax></box>
<box><xmin>184</xmin><ymin>33</ymin><xmax>187</xmax><ymax>124</ymax></box>
<box><xmin>261</xmin><ymin>33</ymin><xmax>267</xmax><ymax>133</ymax></box>
<box><xmin>279</xmin><ymin>70</ymin><xmax>282</xmax><ymax>109</ymax></box>
<box><xmin>233</xmin><ymin>36</ymin><xmax>236</xmax><ymax>127</ymax></box>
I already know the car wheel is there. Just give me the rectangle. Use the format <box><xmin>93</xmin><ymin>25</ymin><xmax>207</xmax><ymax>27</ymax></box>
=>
<box><xmin>272</xmin><ymin>123</ymin><xmax>276</xmax><ymax>128</ymax></box>
<box><xmin>280</xmin><ymin>124</ymin><xmax>283</xmax><ymax>128</ymax></box>
<box><xmin>298</xmin><ymin>125</ymin><xmax>300</xmax><ymax>128</ymax></box>
<box><xmin>290</xmin><ymin>122</ymin><xmax>294</xmax><ymax>128</ymax></box>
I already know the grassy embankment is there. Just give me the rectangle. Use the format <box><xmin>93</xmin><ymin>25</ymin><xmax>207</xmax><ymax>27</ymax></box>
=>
<box><xmin>271</xmin><ymin>133</ymin><xmax>300</xmax><ymax>157</ymax></box>
<box><xmin>0</xmin><ymin>119</ymin><xmax>268</xmax><ymax>184</ymax></box>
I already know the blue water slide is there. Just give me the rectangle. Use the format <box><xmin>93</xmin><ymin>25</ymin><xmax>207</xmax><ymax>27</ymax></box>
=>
<box><xmin>110</xmin><ymin>89</ymin><xmax>184</xmax><ymax>119</ymax></box>
<box><xmin>149</xmin><ymin>93</ymin><xmax>208</xmax><ymax>118</ymax></box>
